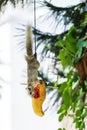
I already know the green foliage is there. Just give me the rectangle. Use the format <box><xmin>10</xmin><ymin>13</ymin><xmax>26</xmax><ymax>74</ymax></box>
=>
<box><xmin>57</xmin><ymin>26</ymin><xmax>77</xmax><ymax>68</ymax></box>
<box><xmin>58</xmin><ymin>128</ymin><xmax>66</xmax><ymax>130</ymax></box>
<box><xmin>36</xmin><ymin>2</ymin><xmax>87</xmax><ymax>130</ymax></box>
<box><xmin>56</xmin><ymin>25</ymin><xmax>87</xmax><ymax>68</ymax></box>
<box><xmin>57</xmin><ymin>69</ymin><xmax>87</xmax><ymax>129</ymax></box>
<box><xmin>76</xmin><ymin>39</ymin><xmax>87</xmax><ymax>60</ymax></box>
<box><xmin>56</xmin><ymin>23</ymin><xmax>87</xmax><ymax>130</ymax></box>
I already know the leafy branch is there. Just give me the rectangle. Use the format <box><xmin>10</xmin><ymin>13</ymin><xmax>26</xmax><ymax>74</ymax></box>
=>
<box><xmin>56</xmin><ymin>17</ymin><xmax>87</xmax><ymax>130</ymax></box>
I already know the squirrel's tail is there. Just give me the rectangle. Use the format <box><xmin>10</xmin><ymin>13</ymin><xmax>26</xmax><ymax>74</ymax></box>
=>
<box><xmin>26</xmin><ymin>25</ymin><xmax>33</xmax><ymax>56</ymax></box>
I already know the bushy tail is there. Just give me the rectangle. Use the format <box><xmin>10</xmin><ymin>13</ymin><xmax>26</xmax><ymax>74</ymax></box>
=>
<box><xmin>26</xmin><ymin>25</ymin><xmax>33</xmax><ymax>56</ymax></box>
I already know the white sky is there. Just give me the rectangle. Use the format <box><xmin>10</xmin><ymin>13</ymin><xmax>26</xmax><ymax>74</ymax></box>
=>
<box><xmin>51</xmin><ymin>0</ymin><xmax>82</xmax><ymax>6</ymax></box>
<box><xmin>0</xmin><ymin>22</ymin><xmax>60</xmax><ymax>130</ymax></box>
<box><xmin>0</xmin><ymin>24</ymin><xmax>11</xmax><ymax>130</ymax></box>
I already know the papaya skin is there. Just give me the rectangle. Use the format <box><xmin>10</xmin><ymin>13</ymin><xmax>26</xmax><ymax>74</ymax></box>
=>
<box><xmin>32</xmin><ymin>80</ymin><xmax>46</xmax><ymax>116</ymax></box>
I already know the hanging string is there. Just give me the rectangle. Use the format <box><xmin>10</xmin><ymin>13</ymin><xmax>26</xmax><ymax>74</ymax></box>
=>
<box><xmin>34</xmin><ymin>0</ymin><xmax>37</xmax><ymax>56</ymax></box>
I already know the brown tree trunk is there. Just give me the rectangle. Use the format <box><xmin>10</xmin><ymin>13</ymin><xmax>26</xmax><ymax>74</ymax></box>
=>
<box><xmin>75</xmin><ymin>52</ymin><xmax>87</xmax><ymax>83</ymax></box>
<box><xmin>61</xmin><ymin>53</ymin><xmax>87</xmax><ymax>130</ymax></box>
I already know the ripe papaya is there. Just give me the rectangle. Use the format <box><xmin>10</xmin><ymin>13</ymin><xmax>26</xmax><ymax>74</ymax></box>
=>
<box><xmin>32</xmin><ymin>80</ymin><xmax>46</xmax><ymax>116</ymax></box>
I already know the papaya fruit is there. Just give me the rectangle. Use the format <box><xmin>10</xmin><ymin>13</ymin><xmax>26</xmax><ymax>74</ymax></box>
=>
<box><xmin>32</xmin><ymin>80</ymin><xmax>46</xmax><ymax>116</ymax></box>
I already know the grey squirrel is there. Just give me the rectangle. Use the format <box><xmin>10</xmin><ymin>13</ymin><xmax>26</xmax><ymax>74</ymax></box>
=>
<box><xmin>25</xmin><ymin>25</ymin><xmax>40</xmax><ymax>97</ymax></box>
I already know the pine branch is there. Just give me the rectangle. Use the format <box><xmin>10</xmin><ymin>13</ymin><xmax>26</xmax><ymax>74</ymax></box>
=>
<box><xmin>39</xmin><ymin>1</ymin><xmax>86</xmax><ymax>29</ymax></box>
<box><xmin>0</xmin><ymin>0</ymin><xmax>8</xmax><ymax>9</ymax></box>
<box><xmin>38</xmin><ymin>71</ymin><xmax>53</xmax><ymax>87</ymax></box>
<box><xmin>33</xmin><ymin>28</ymin><xmax>58</xmax><ymax>42</ymax></box>
<box><xmin>38</xmin><ymin>69</ymin><xmax>65</xmax><ymax>86</ymax></box>
<box><xmin>33</xmin><ymin>28</ymin><xmax>67</xmax><ymax>56</ymax></box>
<box><xmin>38</xmin><ymin>70</ymin><xmax>62</xmax><ymax>110</ymax></box>
<box><xmin>0</xmin><ymin>0</ymin><xmax>32</xmax><ymax>9</ymax></box>
<box><xmin>43</xmin><ymin>1</ymin><xmax>86</xmax><ymax>12</ymax></box>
